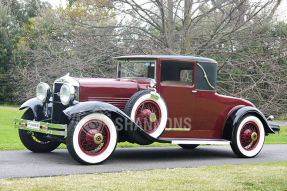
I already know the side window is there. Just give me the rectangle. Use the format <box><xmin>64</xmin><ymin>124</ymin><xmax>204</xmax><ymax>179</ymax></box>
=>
<box><xmin>161</xmin><ymin>61</ymin><xmax>194</xmax><ymax>86</ymax></box>
<box><xmin>180</xmin><ymin>70</ymin><xmax>193</xmax><ymax>84</ymax></box>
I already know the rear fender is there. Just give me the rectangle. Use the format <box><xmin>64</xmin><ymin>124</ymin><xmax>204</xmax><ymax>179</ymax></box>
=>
<box><xmin>19</xmin><ymin>97</ymin><xmax>45</xmax><ymax>121</ymax></box>
<box><xmin>63</xmin><ymin>101</ymin><xmax>158</xmax><ymax>145</ymax></box>
<box><xmin>222</xmin><ymin>106</ymin><xmax>274</xmax><ymax>140</ymax></box>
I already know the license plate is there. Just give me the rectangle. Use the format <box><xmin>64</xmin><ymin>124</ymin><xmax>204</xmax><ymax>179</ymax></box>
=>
<box><xmin>27</xmin><ymin>121</ymin><xmax>41</xmax><ymax>130</ymax></box>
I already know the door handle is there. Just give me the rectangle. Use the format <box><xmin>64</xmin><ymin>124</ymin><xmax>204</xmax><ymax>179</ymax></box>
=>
<box><xmin>192</xmin><ymin>90</ymin><xmax>197</xmax><ymax>93</ymax></box>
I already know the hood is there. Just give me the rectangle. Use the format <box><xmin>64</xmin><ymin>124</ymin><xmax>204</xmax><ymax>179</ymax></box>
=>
<box><xmin>74</xmin><ymin>78</ymin><xmax>151</xmax><ymax>88</ymax></box>
<box><xmin>73</xmin><ymin>77</ymin><xmax>151</xmax><ymax>110</ymax></box>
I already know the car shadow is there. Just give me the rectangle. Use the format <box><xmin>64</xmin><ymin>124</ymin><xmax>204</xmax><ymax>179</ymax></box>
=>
<box><xmin>110</xmin><ymin>146</ymin><xmax>236</xmax><ymax>162</ymax></box>
<box><xmin>21</xmin><ymin>146</ymin><xmax>238</xmax><ymax>166</ymax></box>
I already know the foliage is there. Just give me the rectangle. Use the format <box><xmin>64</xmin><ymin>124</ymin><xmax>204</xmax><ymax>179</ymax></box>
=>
<box><xmin>0</xmin><ymin>0</ymin><xmax>286</xmax><ymax>117</ymax></box>
<box><xmin>0</xmin><ymin>1</ymin><xmax>18</xmax><ymax>103</ymax></box>
<box><xmin>0</xmin><ymin>0</ymin><xmax>50</xmax><ymax>103</ymax></box>
<box><xmin>114</xmin><ymin>0</ymin><xmax>287</xmax><ymax>116</ymax></box>
<box><xmin>10</xmin><ymin>0</ymin><xmax>122</xmax><ymax>102</ymax></box>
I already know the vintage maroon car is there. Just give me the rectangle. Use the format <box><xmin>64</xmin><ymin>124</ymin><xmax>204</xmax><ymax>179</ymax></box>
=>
<box><xmin>14</xmin><ymin>55</ymin><xmax>280</xmax><ymax>164</ymax></box>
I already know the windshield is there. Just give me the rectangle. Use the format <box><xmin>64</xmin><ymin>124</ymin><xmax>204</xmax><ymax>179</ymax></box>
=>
<box><xmin>117</xmin><ymin>60</ymin><xmax>156</xmax><ymax>79</ymax></box>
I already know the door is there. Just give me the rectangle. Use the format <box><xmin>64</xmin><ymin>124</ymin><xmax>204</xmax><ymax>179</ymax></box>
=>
<box><xmin>158</xmin><ymin>60</ymin><xmax>197</xmax><ymax>138</ymax></box>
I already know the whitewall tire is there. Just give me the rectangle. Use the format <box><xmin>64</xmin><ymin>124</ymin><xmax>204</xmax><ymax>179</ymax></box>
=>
<box><xmin>124</xmin><ymin>90</ymin><xmax>168</xmax><ymax>138</ymax></box>
<box><xmin>66</xmin><ymin>113</ymin><xmax>117</xmax><ymax>164</ymax></box>
<box><xmin>231</xmin><ymin>115</ymin><xmax>265</xmax><ymax>158</ymax></box>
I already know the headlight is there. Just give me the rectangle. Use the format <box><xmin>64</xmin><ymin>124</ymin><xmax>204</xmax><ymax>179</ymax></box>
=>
<box><xmin>60</xmin><ymin>83</ymin><xmax>75</xmax><ymax>105</ymax></box>
<box><xmin>36</xmin><ymin>82</ymin><xmax>51</xmax><ymax>102</ymax></box>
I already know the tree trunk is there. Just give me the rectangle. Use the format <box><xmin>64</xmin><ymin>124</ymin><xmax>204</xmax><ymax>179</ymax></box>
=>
<box><xmin>167</xmin><ymin>0</ymin><xmax>175</xmax><ymax>50</ymax></box>
<box><xmin>182</xmin><ymin>0</ymin><xmax>193</xmax><ymax>55</ymax></box>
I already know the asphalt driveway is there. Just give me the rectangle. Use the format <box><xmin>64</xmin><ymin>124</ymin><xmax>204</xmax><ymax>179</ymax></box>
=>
<box><xmin>0</xmin><ymin>144</ymin><xmax>286</xmax><ymax>179</ymax></box>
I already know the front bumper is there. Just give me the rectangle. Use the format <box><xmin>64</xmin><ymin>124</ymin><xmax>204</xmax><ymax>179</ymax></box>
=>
<box><xmin>14</xmin><ymin>118</ymin><xmax>67</xmax><ymax>137</ymax></box>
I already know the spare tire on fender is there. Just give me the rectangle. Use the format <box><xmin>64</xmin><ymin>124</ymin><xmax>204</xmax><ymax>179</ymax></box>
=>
<box><xmin>124</xmin><ymin>90</ymin><xmax>168</xmax><ymax>138</ymax></box>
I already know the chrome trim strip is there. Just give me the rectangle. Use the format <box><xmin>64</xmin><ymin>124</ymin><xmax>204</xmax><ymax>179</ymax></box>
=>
<box><xmin>172</xmin><ymin>140</ymin><xmax>230</xmax><ymax>145</ymax></box>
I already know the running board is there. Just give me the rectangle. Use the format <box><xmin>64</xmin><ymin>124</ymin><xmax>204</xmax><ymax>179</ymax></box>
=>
<box><xmin>157</xmin><ymin>138</ymin><xmax>230</xmax><ymax>145</ymax></box>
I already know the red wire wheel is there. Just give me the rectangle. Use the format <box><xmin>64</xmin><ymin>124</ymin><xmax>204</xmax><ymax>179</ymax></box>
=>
<box><xmin>134</xmin><ymin>100</ymin><xmax>162</xmax><ymax>134</ymax></box>
<box><xmin>78</xmin><ymin>119</ymin><xmax>110</xmax><ymax>156</ymax></box>
<box><xmin>239</xmin><ymin>121</ymin><xmax>260</xmax><ymax>151</ymax></box>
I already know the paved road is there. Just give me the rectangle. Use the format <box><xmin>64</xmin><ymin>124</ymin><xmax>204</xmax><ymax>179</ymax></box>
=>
<box><xmin>270</xmin><ymin>121</ymin><xmax>287</xmax><ymax>126</ymax></box>
<box><xmin>0</xmin><ymin>144</ymin><xmax>286</xmax><ymax>179</ymax></box>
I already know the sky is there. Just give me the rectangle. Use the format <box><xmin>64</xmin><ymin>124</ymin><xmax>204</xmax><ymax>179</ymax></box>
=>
<box><xmin>44</xmin><ymin>0</ymin><xmax>66</xmax><ymax>7</ymax></box>
<box><xmin>275</xmin><ymin>0</ymin><xmax>287</xmax><ymax>22</ymax></box>
<box><xmin>44</xmin><ymin>0</ymin><xmax>287</xmax><ymax>22</ymax></box>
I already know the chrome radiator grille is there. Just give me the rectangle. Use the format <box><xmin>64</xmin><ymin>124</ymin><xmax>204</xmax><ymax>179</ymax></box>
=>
<box><xmin>51</xmin><ymin>83</ymin><xmax>67</xmax><ymax>123</ymax></box>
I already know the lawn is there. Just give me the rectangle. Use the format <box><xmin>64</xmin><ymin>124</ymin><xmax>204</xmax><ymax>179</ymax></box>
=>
<box><xmin>0</xmin><ymin>109</ymin><xmax>26</xmax><ymax>150</ymax></box>
<box><xmin>0</xmin><ymin>108</ymin><xmax>286</xmax><ymax>150</ymax></box>
<box><xmin>0</xmin><ymin>162</ymin><xmax>286</xmax><ymax>191</ymax></box>
<box><xmin>0</xmin><ymin>104</ymin><xmax>19</xmax><ymax>108</ymax></box>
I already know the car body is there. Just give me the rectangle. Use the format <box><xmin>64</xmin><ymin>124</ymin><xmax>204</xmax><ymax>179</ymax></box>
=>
<box><xmin>14</xmin><ymin>55</ymin><xmax>280</xmax><ymax>164</ymax></box>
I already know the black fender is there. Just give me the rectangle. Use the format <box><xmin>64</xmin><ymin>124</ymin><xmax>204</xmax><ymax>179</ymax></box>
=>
<box><xmin>63</xmin><ymin>101</ymin><xmax>160</xmax><ymax>145</ymax></box>
<box><xmin>222</xmin><ymin>106</ymin><xmax>274</xmax><ymax>140</ymax></box>
<box><xmin>19</xmin><ymin>97</ymin><xmax>46</xmax><ymax>121</ymax></box>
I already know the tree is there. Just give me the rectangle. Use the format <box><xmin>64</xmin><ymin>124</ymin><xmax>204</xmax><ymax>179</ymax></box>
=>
<box><xmin>114</xmin><ymin>0</ymin><xmax>287</xmax><ymax>116</ymax></box>
<box><xmin>0</xmin><ymin>0</ymin><xmax>51</xmax><ymax>103</ymax></box>
<box><xmin>1</xmin><ymin>0</ymin><xmax>286</xmax><ymax>117</ymax></box>
<box><xmin>11</xmin><ymin>0</ymin><xmax>121</xmax><ymax>102</ymax></box>
<box><xmin>0</xmin><ymin>0</ymin><xmax>21</xmax><ymax>103</ymax></box>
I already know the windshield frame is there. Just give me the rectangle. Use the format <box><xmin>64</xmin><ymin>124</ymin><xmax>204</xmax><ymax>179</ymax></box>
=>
<box><xmin>117</xmin><ymin>59</ymin><xmax>157</xmax><ymax>80</ymax></box>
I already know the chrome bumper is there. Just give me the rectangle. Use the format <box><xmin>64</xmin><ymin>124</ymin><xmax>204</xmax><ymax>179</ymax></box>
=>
<box><xmin>14</xmin><ymin>118</ymin><xmax>67</xmax><ymax>137</ymax></box>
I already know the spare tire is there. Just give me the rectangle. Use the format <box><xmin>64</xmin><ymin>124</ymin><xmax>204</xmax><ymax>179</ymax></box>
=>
<box><xmin>124</xmin><ymin>90</ymin><xmax>168</xmax><ymax>138</ymax></box>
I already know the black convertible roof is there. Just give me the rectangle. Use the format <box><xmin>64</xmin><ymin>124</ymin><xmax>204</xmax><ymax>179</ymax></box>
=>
<box><xmin>116</xmin><ymin>55</ymin><xmax>217</xmax><ymax>64</ymax></box>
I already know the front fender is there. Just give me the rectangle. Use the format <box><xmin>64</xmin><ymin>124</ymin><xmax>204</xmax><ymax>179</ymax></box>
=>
<box><xmin>63</xmin><ymin>101</ymin><xmax>123</xmax><ymax>119</ymax></box>
<box><xmin>19</xmin><ymin>97</ymin><xmax>45</xmax><ymax>121</ymax></box>
<box><xmin>223</xmin><ymin>106</ymin><xmax>274</xmax><ymax>140</ymax></box>
<box><xmin>63</xmin><ymin>101</ymin><xmax>159</xmax><ymax>145</ymax></box>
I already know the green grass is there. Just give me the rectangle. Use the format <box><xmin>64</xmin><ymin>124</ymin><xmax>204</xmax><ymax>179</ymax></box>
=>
<box><xmin>0</xmin><ymin>104</ymin><xmax>20</xmax><ymax>108</ymax></box>
<box><xmin>0</xmin><ymin>162</ymin><xmax>286</xmax><ymax>191</ymax></box>
<box><xmin>0</xmin><ymin>109</ymin><xmax>26</xmax><ymax>150</ymax></box>
<box><xmin>0</xmin><ymin>108</ymin><xmax>286</xmax><ymax>151</ymax></box>
<box><xmin>265</xmin><ymin>126</ymin><xmax>287</xmax><ymax>144</ymax></box>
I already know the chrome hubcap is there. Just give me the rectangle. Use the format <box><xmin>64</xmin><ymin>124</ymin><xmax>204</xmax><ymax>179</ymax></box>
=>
<box><xmin>251</xmin><ymin>132</ymin><xmax>258</xmax><ymax>142</ymax></box>
<box><xmin>149</xmin><ymin>113</ymin><xmax>157</xmax><ymax>122</ymax></box>
<box><xmin>93</xmin><ymin>133</ymin><xmax>104</xmax><ymax>144</ymax></box>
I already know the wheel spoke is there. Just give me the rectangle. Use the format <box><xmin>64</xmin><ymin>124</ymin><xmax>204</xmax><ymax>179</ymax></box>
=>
<box><xmin>134</xmin><ymin>100</ymin><xmax>161</xmax><ymax>134</ymax></box>
<box><xmin>78</xmin><ymin>119</ymin><xmax>110</xmax><ymax>156</ymax></box>
<box><xmin>240</xmin><ymin>121</ymin><xmax>260</xmax><ymax>151</ymax></box>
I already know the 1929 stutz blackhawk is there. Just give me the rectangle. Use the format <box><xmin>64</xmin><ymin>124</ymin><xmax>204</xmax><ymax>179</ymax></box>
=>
<box><xmin>14</xmin><ymin>55</ymin><xmax>280</xmax><ymax>164</ymax></box>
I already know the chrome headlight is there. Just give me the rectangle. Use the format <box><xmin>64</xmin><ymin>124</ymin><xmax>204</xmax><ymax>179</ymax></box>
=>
<box><xmin>60</xmin><ymin>83</ymin><xmax>75</xmax><ymax>105</ymax></box>
<box><xmin>36</xmin><ymin>82</ymin><xmax>51</xmax><ymax>102</ymax></box>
